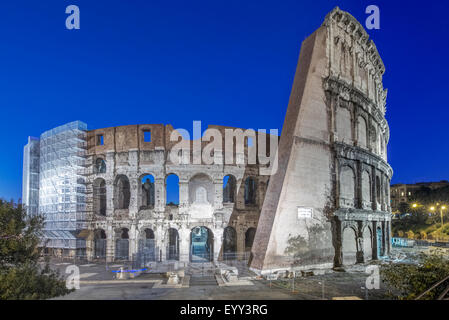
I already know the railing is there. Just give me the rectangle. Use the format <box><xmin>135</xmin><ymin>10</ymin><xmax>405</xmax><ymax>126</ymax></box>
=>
<box><xmin>416</xmin><ymin>274</ymin><xmax>449</xmax><ymax>300</ymax></box>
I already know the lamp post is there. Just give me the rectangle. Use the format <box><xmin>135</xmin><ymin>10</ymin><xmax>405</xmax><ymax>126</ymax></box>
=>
<box><xmin>441</xmin><ymin>206</ymin><xmax>447</xmax><ymax>228</ymax></box>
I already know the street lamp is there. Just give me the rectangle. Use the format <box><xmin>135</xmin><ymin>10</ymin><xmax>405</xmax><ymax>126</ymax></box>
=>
<box><xmin>412</xmin><ymin>203</ymin><xmax>418</xmax><ymax>208</ymax></box>
<box><xmin>441</xmin><ymin>206</ymin><xmax>447</xmax><ymax>227</ymax></box>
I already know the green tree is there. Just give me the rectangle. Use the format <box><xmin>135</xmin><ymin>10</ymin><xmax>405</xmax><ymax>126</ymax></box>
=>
<box><xmin>381</xmin><ymin>252</ymin><xmax>449</xmax><ymax>300</ymax></box>
<box><xmin>0</xmin><ymin>200</ymin><xmax>72</xmax><ymax>299</ymax></box>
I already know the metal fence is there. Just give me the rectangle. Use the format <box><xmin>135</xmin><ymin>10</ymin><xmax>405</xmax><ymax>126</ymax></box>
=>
<box><xmin>115</xmin><ymin>239</ymin><xmax>129</xmax><ymax>260</ymax></box>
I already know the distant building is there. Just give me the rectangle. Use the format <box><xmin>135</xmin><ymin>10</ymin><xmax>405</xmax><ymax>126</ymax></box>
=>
<box><xmin>390</xmin><ymin>181</ymin><xmax>449</xmax><ymax>212</ymax></box>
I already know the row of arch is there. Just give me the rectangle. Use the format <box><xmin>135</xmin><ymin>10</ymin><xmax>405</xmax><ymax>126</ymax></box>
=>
<box><xmin>339</xmin><ymin>165</ymin><xmax>389</xmax><ymax>210</ymax></box>
<box><xmin>91</xmin><ymin>226</ymin><xmax>257</xmax><ymax>261</ymax></box>
<box><xmin>336</xmin><ymin>107</ymin><xmax>387</xmax><ymax>160</ymax></box>
<box><xmin>342</xmin><ymin>223</ymin><xmax>388</xmax><ymax>265</ymax></box>
<box><xmin>92</xmin><ymin>173</ymin><xmax>260</xmax><ymax>216</ymax></box>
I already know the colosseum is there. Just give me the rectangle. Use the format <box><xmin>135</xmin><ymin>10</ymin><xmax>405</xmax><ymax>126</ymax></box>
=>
<box><xmin>22</xmin><ymin>7</ymin><xmax>392</xmax><ymax>274</ymax></box>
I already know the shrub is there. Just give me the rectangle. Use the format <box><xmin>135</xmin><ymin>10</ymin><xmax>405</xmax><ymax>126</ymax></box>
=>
<box><xmin>381</xmin><ymin>252</ymin><xmax>449</xmax><ymax>300</ymax></box>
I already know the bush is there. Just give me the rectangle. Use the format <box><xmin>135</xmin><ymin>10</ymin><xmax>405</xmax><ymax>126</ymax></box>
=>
<box><xmin>0</xmin><ymin>200</ymin><xmax>72</xmax><ymax>300</ymax></box>
<box><xmin>381</xmin><ymin>252</ymin><xmax>449</xmax><ymax>300</ymax></box>
<box><xmin>0</xmin><ymin>263</ymin><xmax>71</xmax><ymax>300</ymax></box>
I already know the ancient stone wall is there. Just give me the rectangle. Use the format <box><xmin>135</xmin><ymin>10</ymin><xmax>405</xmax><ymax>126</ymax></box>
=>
<box><xmin>250</xmin><ymin>7</ymin><xmax>393</xmax><ymax>274</ymax></box>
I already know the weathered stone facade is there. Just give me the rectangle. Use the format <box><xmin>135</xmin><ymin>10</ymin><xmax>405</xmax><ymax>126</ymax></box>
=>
<box><xmin>82</xmin><ymin>124</ymin><xmax>271</xmax><ymax>262</ymax></box>
<box><xmin>250</xmin><ymin>7</ymin><xmax>393</xmax><ymax>274</ymax></box>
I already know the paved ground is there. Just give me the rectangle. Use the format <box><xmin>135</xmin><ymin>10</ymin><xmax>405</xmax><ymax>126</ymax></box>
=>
<box><xmin>48</xmin><ymin>257</ymin><xmax>392</xmax><ymax>300</ymax></box>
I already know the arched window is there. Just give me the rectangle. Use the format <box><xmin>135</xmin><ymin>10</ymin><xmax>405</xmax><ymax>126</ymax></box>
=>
<box><xmin>336</xmin><ymin>107</ymin><xmax>352</xmax><ymax>144</ymax></box>
<box><xmin>244</xmin><ymin>177</ymin><xmax>256</xmax><ymax>205</ymax></box>
<box><xmin>223</xmin><ymin>175</ymin><xmax>236</xmax><ymax>203</ymax></box>
<box><xmin>95</xmin><ymin>158</ymin><xmax>106</xmax><ymax>174</ymax></box>
<box><xmin>94</xmin><ymin>229</ymin><xmax>106</xmax><ymax>259</ymax></box>
<box><xmin>115</xmin><ymin>228</ymin><xmax>129</xmax><ymax>260</ymax></box>
<box><xmin>167</xmin><ymin>228</ymin><xmax>179</xmax><ymax>260</ymax></box>
<box><xmin>140</xmin><ymin>174</ymin><xmax>155</xmax><ymax>209</ymax></box>
<box><xmin>340</xmin><ymin>166</ymin><xmax>356</xmax><ymax>207</ymax></box>
<box><xmin>93</xmin><ymin>178</ymin><xmax>106</xmax><ymax>216</ymax></box>
<box><xmin>166</xmin><ymin>174</ymin><xmax>179</xmax><ymax>206</ymax></box>
<box><xmin>114</xmin><ymin>175</ymin><xmax>130</xmax><ymax>209</ymax></box>
<box><xmin>223</xmin><ymin>226</ymin><xmax>237</xmax><ymax>259</ymax></box>
<box><xmin>357</xmin><ymin>116</ymin><xmax>367</xmax><ymax>149</ymax></box>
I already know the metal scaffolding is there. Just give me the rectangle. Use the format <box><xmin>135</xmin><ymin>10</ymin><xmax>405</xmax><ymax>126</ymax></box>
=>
<box><xmin>33</xmin><ymin>121</ymin><xmax>88</xmax><ymax>251</ymax></box>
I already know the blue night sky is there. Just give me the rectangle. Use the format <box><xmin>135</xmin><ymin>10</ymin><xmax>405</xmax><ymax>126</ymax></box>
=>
<box><xmin>0</xmin><ymin>0</ymin><xmax>448</xmax><ymax>201</ymax></box>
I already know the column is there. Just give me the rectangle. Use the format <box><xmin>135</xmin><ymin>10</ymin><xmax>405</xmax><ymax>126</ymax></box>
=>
<box><xmin>106</xmin><ymin>222</ymin><xmax>114</xmax><ymax>262</ymax></box>
<box><xmin>213</xmin><ymin>229</ymin><xmax>223</xmax><ymax>262</ymax></box>
<box><xmin>179</xmin><ymin>227</ymin><xmax>190</xmax><ymax>263</ymax></box>
<box><xmin>154</xmin><ymin>177</ymin><xmax>165</xmax><ymax>213</ymax></box>
<box><xmin>236</xmin><ymin>227</ymin><xmax>245</xmax><ymax>260</ymax></box>
<box><xmin>129</xmin><ymin>223</ymin><xmax>137</xmax><ymax>260</ymax></box>
<box><xmin>129</xmin><ymin>176</ymin><xmax>139</xmax><ymax>218</ymax></box>
<box><xmin>333</xmin><ymin>217</ymin><xmax>343</xmax><ymax>268</ymax></box>
<box><xmin>179</xmin><ymin>180</ymin><xmax>189</xmax><ymax>215</ymax></box>
<box><xmin>372</xmin><ymin>221</ymin><xmax>378</xmax><ymax>260</ymax></box>
<box><xmin>214</xmin><ymin>179</ymin><xmax>223</xmax><ymax>210</ymax></box>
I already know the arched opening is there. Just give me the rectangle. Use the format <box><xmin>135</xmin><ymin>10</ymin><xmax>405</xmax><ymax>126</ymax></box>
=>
<box><xmin>140</xmin><ymin>174</ymin><xmax>155</xmax><ymax>209</ymax></box>
<box><xmin>95</xmin><ymin>158</ymin><xmax>106</xmax><ymax>174</ymax></box>
<box><xmin>190</xmin><ymin>226</ymin><xmax>214</xmax><ymax>262</ymax></box>
<box><xmin>167</xmin><ymin>228</ymin><xmax>179</xmax><ymax>260</ymax></box>
<box><xmin>342</xmin><ymin>227</ymin><xmax>357</xmax><ymax>265</ymax></box>
<box><xmin>115</xmin><ymin>228</ymin><xmax>129</xmax><ymax>260</ymax></box>
<box><xmin>357</xmin><ymin>116</ymin><xmax>368</xmax><ymax>149</ymax></box>
<box><xmin>336</xmin><ymin>107</ymin><xmax>352</xmax><ymax>144</ymax></box>
<box><xmin>166</xmin><ymin>174</ymin><xmax>179</xmax><ymax>206</ymax></box>
<box><xmin>94</xmin><ymin>229</ymin><xmax>106</xmax><ymax>259</ymax></box>
<box><xmin>114</xmin><ymin>175</ymin><xmax>130</xmax><ymax>210</ymax></box>
<box><xmin>93</xmin><ymin>178</ymin><xmax>106</xmax><ymax>216</ymax></box>
<box><xmin>139</xmin><ymin>228</ymin><xmax>156</xmax><ymax>262</ymax></box>
<box><xmin>223</xmin><ymin>175</ymin><xmax>236</xmax><ymax>203</ymax></box>
<box><xmin>361</xmin><ymin>170</ymin><xmax>371</xmax><ymax>209</ymax></box>
<box><xmin>244</xmin><ymin>177</ymin><xmax>257</xmax><ymax>205</ymax></box>
<box><xmin>245</xmin><ymin>227</ymin><xmax>256</xmax><ymax>252</ymax></box>
<box><xmin>363</xmin><ymin>227</ymin><xmax>373</xmax><ymax>262</ymax></box>
<box><xmin>340</xmin><ymin>166</ymin><xmax>356</xmax><ymax>208</ymax></box>
<box><xmin>223</xmin><ymin>226</ymin><xmax>237</xmax><ymax>260</ymax></box>
<box><xmin>189</xmin><ymin>173</ymin><xmax>213</xmax><ymax>205</ymax></box>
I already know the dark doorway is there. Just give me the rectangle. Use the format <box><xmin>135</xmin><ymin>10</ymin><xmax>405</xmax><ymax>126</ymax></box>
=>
<box><xmin>190</xmin><ymin>226</ymin><xmax>214</xmax><ymax>262</ymax></box>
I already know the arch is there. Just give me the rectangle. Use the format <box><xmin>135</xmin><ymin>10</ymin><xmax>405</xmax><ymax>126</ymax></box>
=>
<box><xmin>166</xmin><ymin>228</ymin><xmax>179</xmax><ymax>260</ymax></box>
<box><xmin>114</xmin><ymin>175</ymin><xmax>130</xmax><ymax>210</ymax></box>
<box><xmin>95</xmin><ymin>158</ymin><xmax>106</xmax><ymax>174</ymax></box>
<box><xmin>93</xmin><ymin>178</ymin><xmax>106</xmax><ymax>216</ymax></box>
<box><xmin>245</xmin><ymin>227</ymin><xmax>256</xmax><ymax>252</ymax></box>
<box><xmin>140</xmin><ymin>174</ymin><xmax>155</xmax><ymax>209</ymax></box>
<box><xmin>115</xmin><ymin>228</ymin><xmax>129</xmax><ymax>260</ymax></box>
<box><xmin>223</xmin><ymin>175</ymin><xmax>236</xmax><ymax>203</ymax></box>
<box><xmin>336</xmin><ymin>107</ymin><xmax>352</xmax><ymax>144</ymax></box>
<box><xmin>244</xmin><ymin>177</ymin><xmax>257</xmax><ymax>205</ymax></box>
<box><xmin>342</xmin><ymin>227</ymin><xmax>357</xmax><ymax>265</ymax></box>
<box><xmin>339</xmin><ymin>165</ymin><xmax>356</xmax><ymax>208</ymax></box>
<box><xmin>188</xmin><ymin>173</ymin><xmax>213</xmax><ymax>205</ymax></box>
<box><xmin>190</xmin><ymin>226</ymin><xmax>214</xmax><ymax>262</ymax></box>
<box><xmin>223</xmin><ymin>226</ymin><xmax>237</xmax><ymax>259</ymax></box>
<box><xmin>94</xmin><ymin>229</ymin><xmax>106</xmax><ymax>259</ymax></box>
<box><xmin>362</xmin><ymin>226</ymin><xmax>373</xmax><ymax>261</ymax></box>
<box><xmin>376</xmin><ymin>176</ymin><xmax>381</xmax><ymax>201</ymax></box>
<box><xmin>166</xmin><ymin>174</ymin><xmax>179</xmax><ymax>206</ymax></box>
<box><xmin>357</xmin><ymin>116</ymin><xmax>368</xmax><ymax>149</ymax></box>
<box><xmin>361</xmin><ymin>170</ymin><xmax>371</xmax><ymax>208</ymax></box>
<box><xmin>139</xmin><ymin>227</ymin><xmax>156</xmax><ymax>262</ymax></box>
